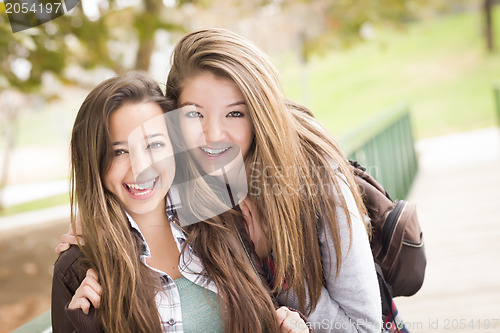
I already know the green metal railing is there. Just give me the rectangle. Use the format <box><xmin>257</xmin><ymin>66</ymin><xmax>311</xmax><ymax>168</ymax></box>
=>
<box><xmin>12</xmin><ymin>310</ymin><xmax>51</xmax><ymax>333</ymax></box>
<box><xmin>341</xmin><ymin>104</ymin><xmax>418</xmax><ymax>200</ymax></box>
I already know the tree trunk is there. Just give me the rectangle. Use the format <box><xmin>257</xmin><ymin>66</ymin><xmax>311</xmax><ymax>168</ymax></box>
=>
<box><xmin>484</xmin><ymin>0</ymin><xmax>494</xmax><ymax>52</ymax></box>
<box><xmin>135</xmin><ymin>38</ymin><xmax>155</xmax><ymax>71</ymax></box>
<box><xmin>134</xmin><ymin>0</ymin><xmax>162</xmax><ymax>71</ymax></box>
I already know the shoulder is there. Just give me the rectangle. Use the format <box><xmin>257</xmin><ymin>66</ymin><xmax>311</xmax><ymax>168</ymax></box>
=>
<box><xmin>54</xmin><ymin>245</ymin><xmax>85</xmax><ymax>272</ymax></box>
<box><xmin>319</xmin><ymin>171</ymin><xmax>369</xmax><ymax>254</ymax></box>
<box><xmin>331</xmin><ymin>171</ymin><xmax>360</xmax><ymax>218</ymax></box>
<box><xmin>53</xmin><ymin>245</ymin><xmax>86</xmax><ymax>290</ymax></box>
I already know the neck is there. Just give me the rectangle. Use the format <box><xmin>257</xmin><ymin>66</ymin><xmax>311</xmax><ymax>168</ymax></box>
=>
<box><xmin>128</xmin><ymin>200</ymin><xmax>170</xmax><ymax>234</ymax></box>
<box><xmin>128</xmin><ymin>198</ymin><xmax>182</xmax><ymax>278</ymax></box>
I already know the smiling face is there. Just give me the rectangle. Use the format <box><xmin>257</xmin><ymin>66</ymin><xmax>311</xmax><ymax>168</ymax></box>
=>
<box><xmin>178</xmin><ymin>71</ymin><xmax>254</xmax><ymax>176</ymax></box>
<box><xmin>104</xmin><ymin>102</ymin><xmax>175</xmax><ymax>221</ymax></box>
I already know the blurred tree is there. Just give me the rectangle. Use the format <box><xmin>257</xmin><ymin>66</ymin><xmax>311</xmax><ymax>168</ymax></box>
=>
<box><xmin>1</xmin><ymin>0</ymin><xmax>189</xmax><ymax>91</ymax></box>
<box><xmin>0</xmin><ymin>0</ymin><xmax>189</xmax><ymax>210</ymax></box>
<box><xmin>275</xmin><ymin>0</ymin><xmax>430</xmax><ymax>61</ymax></box>
<box><xmin>484</xmin><ymin>0</ymin><xmax>495</xmax><ymax>52</ymax></box>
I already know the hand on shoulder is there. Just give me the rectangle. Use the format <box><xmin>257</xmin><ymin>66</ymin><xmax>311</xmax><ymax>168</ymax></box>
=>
<box><xmin>68</xmin><ymin>269</ymin><xmax>102</xmax><ymax>315</ymax></box>
<box><xmin>55</xmin><ymin>221</ymin><xmax>84</xmax><ymax>255</ymax></box>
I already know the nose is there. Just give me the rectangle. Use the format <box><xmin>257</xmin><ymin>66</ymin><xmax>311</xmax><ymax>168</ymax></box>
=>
<box><xmin>129</xmin><ymin>147</ymin><xmax>154</xmax><ymax>182</ymax></box>
<box><xmin>203</xmin><ymin>117</ymin><xmax>226</xmax><ymax>144</ymax></box>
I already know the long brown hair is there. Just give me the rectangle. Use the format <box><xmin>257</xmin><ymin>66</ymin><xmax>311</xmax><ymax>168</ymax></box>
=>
<box><xmin>163</xmin><ymin>38</ymin><xmax>282</xmax><ymax>333</ymax></box>
<box><xmin>168</xmin><ymin>152</ymin><xmax>281</xmax><ymax>332</ymax></box>
<box><xmin>70</xmin><ymin>72</ymin><xmax>173</xmax><ymax>332</ymax></box>
<box><xmin>166</xmin><ymin>28</ymin><xmax>368</xmax><ymax>316</ymax></box>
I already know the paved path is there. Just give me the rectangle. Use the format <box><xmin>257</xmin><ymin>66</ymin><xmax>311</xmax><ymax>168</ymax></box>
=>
<box><xmin>1</xmin><ymin>180</ymin><xmax>69</xmax><ymax>207</ymax></box>
<box><xmin>396</xmin><ymin>127</ymin><xmax>500</xmax><ymax>333</ymax></box>
<box><xmin>0</xmin><ymin>204</ymin><xmax>69</xmax><ymax>239</ymax></box>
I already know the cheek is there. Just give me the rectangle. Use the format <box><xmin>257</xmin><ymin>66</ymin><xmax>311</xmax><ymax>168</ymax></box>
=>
<box><xmin>103</xmin><ymin>161</ymin><xmax>125</xmax><ymax>191</ymax></box>
<box><xmin>180</xmin><ymin>120</ymin><xmax>201</xmax><ymax>148</ymax></box>
<box><xmin>102</xmin><ymin>172</ymin><xmax>115</xmax><ymax>193</ymax></box>
<box><xmin>162</xmin><ymin>147</ymin><xmax>176</xmax><ymax>177</ymax></box>
<box><xmin>151</xmin><ymin>143</ymin><xmax>176</xmax><ymax>181</ymax></box>
<box><xmin>239</xmin><ymin>121</ymin><xmax>254</xmax><ymax>149</ymax></box>
<box><xmin>164</xmin><ymin>159</ymin><xmax>176</xmax><ymax>184</ymax></box>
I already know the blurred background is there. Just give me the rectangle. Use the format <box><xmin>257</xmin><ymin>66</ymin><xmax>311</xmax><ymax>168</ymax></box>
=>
<box><xmin>1</xmin><ymin>0</ymin><xmax>500</xmax><ymax>332</ymax></box>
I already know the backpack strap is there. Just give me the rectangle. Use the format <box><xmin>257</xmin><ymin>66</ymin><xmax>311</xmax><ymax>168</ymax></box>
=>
<box><xmin>375</xmin><ymin>263</ymin><xmax>394</xmax><ymax>319</ymax></box>
<box><xmin>234</xmin><ymin>219</ymin><xmax>313</xmax><ymax>332</ymax></box>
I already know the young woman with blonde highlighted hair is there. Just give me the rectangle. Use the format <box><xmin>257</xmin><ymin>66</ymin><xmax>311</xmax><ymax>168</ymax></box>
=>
<box><xmin>165</xmin><ymin>28</ymin><xmax>382</xmax><ymax>332</ymax></box>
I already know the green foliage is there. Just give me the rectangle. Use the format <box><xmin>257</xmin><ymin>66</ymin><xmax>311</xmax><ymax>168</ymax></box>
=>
<box><xmin>286</xmin><ymin>0</ymin><xmax>430</xmax><ymax>60</ymax></box>
<box><xmin>0</xmin><ymin>1</ymin><xmax>186</xmax><ymax>93</ymax></box>
<box><xmin>280</xmin><ymin>8</ymin><xmax>500</xmax><ymax>139</ymax></box>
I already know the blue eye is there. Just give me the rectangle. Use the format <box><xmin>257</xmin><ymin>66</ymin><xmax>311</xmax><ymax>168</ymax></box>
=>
<box><xmin>185</xmin><ymin>111</ymin><xmax>203</xmax><ymax>118</ymax></box>
<box><xmin>227</xmin><ymin>111</ymin><xmax>244</xmax><ymax>117</ymax></box>
<box><xmin>114</xmin><ymin>149</ymin><xmax>127</xmax><ymax>156</ymax></box>
<box><xmin>147</xmin><ymin>142</ymin><xmax>165</xmax><ymax>150</ymax></box>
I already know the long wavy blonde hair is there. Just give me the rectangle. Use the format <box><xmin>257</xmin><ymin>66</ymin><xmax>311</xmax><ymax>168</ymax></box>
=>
<box><xmin>70</xmin><ymin>73</ymin><xmax>173</xmax><ymax>332</ymax></box>
<box><xmin>166</xmin><ymin>28</ymin><xmax>368</xmax><ymax>315</ymax></box>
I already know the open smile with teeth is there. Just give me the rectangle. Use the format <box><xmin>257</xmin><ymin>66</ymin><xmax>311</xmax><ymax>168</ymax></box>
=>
<box><xmin>124</xmin><ymin>176</ymin><xmax>159</xmax><ymax>196</ymax></box>
<box><xmin>200</xmin><ymin>146</ymin><xmax>230</xmax><ymax>157</ymax></box>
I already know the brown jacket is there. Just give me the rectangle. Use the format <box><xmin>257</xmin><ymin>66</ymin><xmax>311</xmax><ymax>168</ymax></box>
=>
<box><xmin>51</xmin><ymin>245</ymin><xmax>103</xmax><ymax>333</ymax></box>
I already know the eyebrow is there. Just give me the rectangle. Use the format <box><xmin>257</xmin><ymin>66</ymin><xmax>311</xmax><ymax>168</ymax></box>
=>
<box><xmin>227</xmin><ymin>101</ymin><xmax>247</xmax><ymax>107</ymax></box>
<box><xmin>112</xmin><ymin>133</ymin><xmax>167</xmax><ymax>146</ymax></box>
<box><xmin>179</xmin><ymin>102</ymin><xmax>202</xmax><ymax>109</ymax></box>
<box><xmin>179</xmin><ymin>101</ymin><xmax>247</xmax><ymax>108</ymax></box>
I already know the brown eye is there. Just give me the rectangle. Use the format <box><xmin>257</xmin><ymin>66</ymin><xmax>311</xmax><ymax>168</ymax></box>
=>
<box><xmin>114</xmin><ymin>149</ymin><xmax>127</xmax><ymax>156</ymax></box>
<box><xmin>227</xmin><ymin>111</ymin><xmax>244</xmax><ymax>117</ymax></box>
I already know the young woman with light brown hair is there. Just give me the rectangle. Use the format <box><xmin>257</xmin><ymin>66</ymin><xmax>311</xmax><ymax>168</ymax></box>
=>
<box><xmin>51</xmin><ymin>72</ymin><xmax>309</xmax><ymax>333</ymax></box>
<box><xmin>165</xmin><ymin>28</ymin><xmax>382</xmax><ymax>332</ymax></box>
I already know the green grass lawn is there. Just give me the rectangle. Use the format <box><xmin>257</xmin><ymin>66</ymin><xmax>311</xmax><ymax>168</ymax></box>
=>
<box><xmin>0</xmin><ymin>192</ymin><xmax>69</xmax><ymax>217</ymax></box>
<box><xmin>277</xmin><ymin>9</ymin><xmax>500</xmax><ymax>140</ymax></box>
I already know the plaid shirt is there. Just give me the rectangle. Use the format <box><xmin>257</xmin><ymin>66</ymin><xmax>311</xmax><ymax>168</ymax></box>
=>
<box><xmin>125</xmin><ymin>202</ymin><xmax>219</xmax><ymax>333</ymax></box>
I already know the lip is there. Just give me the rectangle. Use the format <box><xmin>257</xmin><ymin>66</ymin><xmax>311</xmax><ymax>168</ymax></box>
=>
<box><xmin>198</xmin><ymin>146</ymin><xmax>231</xmax><ymax>159</ymax></box>
<box><xmin>122</xmin><ymin>176</ymin><xmax>159</xmax><ymax>200</ymax></box>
